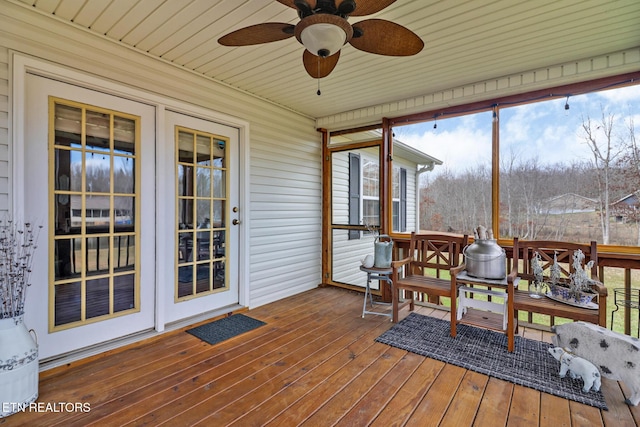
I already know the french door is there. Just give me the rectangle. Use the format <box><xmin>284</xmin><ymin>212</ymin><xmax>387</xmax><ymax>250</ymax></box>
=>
<box><xmin>163</xmin><ymin>111</ymin><xmax>240</xmax><ymax>323</ymax></box>
<box><xmin>24</xmin><ymin>74</ymin><xmax>156</xmax><ymax>359</ymax></box>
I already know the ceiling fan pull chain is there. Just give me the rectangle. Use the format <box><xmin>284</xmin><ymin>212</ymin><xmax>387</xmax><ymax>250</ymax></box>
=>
<box><xmin>317</xmin><ymin>57</ymin><xmax>322</xmax><ymax>95</ymax></box>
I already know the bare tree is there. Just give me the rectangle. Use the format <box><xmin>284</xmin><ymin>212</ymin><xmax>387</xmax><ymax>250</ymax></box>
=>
<box><xmin>615</xmin><ymin>116</ymin><xmax>640</xmax><ymax>244</ymax></box>
<box><xmin>580</xmin><ymin>110</ymin><xmax>623</xmax><ymax>244</ymax></box>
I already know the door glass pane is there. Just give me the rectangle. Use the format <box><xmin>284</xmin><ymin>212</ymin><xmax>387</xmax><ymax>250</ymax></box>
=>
<box><xmin>85</xmin><ymin>152</ymin><xmax>111</xmax><ymax>193</ymax></box>
<box><xmin>54</xmin><ymin>238</ymin><xmax>81</xmax><ymax>280</ymax></box>
<box><xmin>114</xmin><ymin>116</ymin><xmax>135</xmax><ymax>155</ymax></box>
<box><xmin>55</xmin><ymin>104</ymin><xmax>81</xmax><ymax>148</ymax></box>
<box><xmin>178</xmin><ymin>131</ymin><xmax>194</xmax><ymax>163</ymax></box>
<box><xmin>86</xmin><ymin>278</ymin><xmax>110</xmax><ymax>318</ymax></box>
<box><xmin>85</xmin><ymin>110</ymin><xmax>110</xmax><ymax>152</ymax></box>
<box><xmin>51</xmin><ymin>99</ymin><xmax>140</xmax><ymax>330</ymax></box>
<box><xmin>86</xmin><ymin>236</ymin><xmax>110</xmax><ymax>276</ymax></box>
<box><xmin>197</xmin><ymin>135</ymin><xmax>212</xmax><ymax>166</ymax></box>
<box><xmin>213</xmin><ymin>139</ymin><xmax>226</xmax><ymax>167</ymax></box>
<box><xmin>54</xmin><ymin>282</ymin><xmax>82</xmax><ymax>326</ymax></box>
<box><xmin>196</xmin><ymin>167</ymin><xmax>211</xmax><ymax>197</ymax></box>
<box><xmin>114</xmin><ymin>156</ymin><xmax>134</xmax><ymax>194</ymax></box>
<box><xmin>114</xmin><ymin>235</ymin><xmax>135</xmax><ymax>271</ymax></box>
<box><xmin>114</xmin><ymin>274</ymin><xmax>135</xmax><ymax>312</ymax></box>
<box><xmin>176</xmin><ymin>126</ymin><xmax>229</xmax><ymax>300</ymax></box>
<box><xmin>213</xmin><ymin>169</ymin><xmax>225</xmax><ymax>198</ymax></box>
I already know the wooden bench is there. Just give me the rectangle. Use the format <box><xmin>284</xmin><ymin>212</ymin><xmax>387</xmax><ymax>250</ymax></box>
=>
<box><xmin>391</xmin><ymin>232</ymin><xmax>468</xmax><ymax>323</ymax></box>
<box><xmin>512</xmin><ymin>239</ymin><xmax>607</xmax><ymax>328</ymax></box>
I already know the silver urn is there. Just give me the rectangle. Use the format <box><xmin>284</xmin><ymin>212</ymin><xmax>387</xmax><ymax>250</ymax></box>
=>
<box><xmin>463</xmin><ymin>226</ymin><xmax>506</xmax><ymax>279</ymax></box>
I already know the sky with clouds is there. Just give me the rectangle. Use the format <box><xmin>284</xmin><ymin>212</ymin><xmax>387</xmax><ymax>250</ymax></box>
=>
<box><xmin>393</xmin><ymin>84</ymin><xmax>640</xmax><ymax>176</ymax></box>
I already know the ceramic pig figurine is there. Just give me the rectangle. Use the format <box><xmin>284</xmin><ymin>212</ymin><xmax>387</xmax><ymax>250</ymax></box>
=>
<box><xmin>552</xmin><ymin>321</ymin><xmax>640</xmax><ymax>406</ymax></box>
<box><xmin>548</xmin><ymin>347</ymin><xmax>601</xmax><ymax>393</ymax></box>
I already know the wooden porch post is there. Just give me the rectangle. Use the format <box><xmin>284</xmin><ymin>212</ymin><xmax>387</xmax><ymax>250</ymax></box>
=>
<box><xmin>320</xmin><ymin>128</ymin><xmax>331</xmax><ymax>286</ymax></box>
<box><xmin>381</xmin><ymin>118</ymin><xmax>391</xmax><ymax>301</ymax></box>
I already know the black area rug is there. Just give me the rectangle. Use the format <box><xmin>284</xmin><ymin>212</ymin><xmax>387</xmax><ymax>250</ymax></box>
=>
<box><xmin>375</xmin><ymin>312</ymin><xmax>607</xmax><ymax>410</ymax></box>
<box><xmin>186</xmin><ymin>314</ymin><xmax>266</xmax><ymax>345</ymax></box>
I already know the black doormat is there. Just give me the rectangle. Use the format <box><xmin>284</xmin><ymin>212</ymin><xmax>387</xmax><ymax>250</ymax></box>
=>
<box><xmin>186</xmin><ymin>314</ymin><xmax>266</xmax><ymax>346</ymax></box>
<box><xmin>375</xmin><ymin>312</ymin><xmax>607</xmax><ymax>410</ymax></box>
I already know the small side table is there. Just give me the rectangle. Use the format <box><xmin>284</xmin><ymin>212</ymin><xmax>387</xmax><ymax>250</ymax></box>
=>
<box><xmin>451</xmin><ymin>270</ymin><xmax>519</xmax><ymax>352</ymax></box>
<box><xmin>360</xmin><ymin>265</ymin><xmax>393</xmax><ymax>319</ymax></box>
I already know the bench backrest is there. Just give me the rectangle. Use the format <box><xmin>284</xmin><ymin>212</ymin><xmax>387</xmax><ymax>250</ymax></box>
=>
<box><xmin>406</xmin><ymin>232</ymin><xmax>469</xmax><ymax>277</ymax></box>
<box><xmin>516</xmin><ymin>239</ymin><xmax>598</xmax><ymax>283</ymax></box>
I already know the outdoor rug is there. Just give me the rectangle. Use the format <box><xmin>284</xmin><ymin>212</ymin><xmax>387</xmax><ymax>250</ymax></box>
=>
<box><xmin>375</xmin><ymin>312</ymin><xmax>608</xmax><ymax>410</ymax></box>
<box><xmin>186</xmin><ymin>314</ymin><xmax>266</xmax><ymax>346</ymax></box>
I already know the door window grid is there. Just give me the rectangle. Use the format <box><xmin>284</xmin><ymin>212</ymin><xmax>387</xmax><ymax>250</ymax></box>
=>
<box><xmin>50</xmin><ymin>98</ymin><xmax>140</xmax><ymax>331</ymax></box>
<box><xmin>176</xmin><ymin>126</ymin><xmax>228</xmax><ymax>301</ymax></box>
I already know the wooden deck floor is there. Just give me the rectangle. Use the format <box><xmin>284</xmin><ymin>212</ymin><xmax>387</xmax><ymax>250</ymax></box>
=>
<box><xmin>4</xmin><ymin>286</ymin><xmax>639</xmax><ymax>426</ymax></box>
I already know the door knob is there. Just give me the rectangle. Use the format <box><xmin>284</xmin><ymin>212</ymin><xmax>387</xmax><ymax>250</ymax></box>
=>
<box><xmin>232</xmin><ymin>219</ymin><xmax>240</xmax><ymax>225</ymax></box>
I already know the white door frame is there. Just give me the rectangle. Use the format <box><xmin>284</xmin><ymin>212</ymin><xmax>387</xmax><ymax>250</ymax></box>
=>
<box><xmin>11</xmin><ymin>53</ymin><xmax>251</xmax><ymax>336</ymax></box>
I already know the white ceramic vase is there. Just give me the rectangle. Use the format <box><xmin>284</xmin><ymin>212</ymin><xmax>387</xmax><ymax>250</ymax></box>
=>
<box><xmin>0</xmin><ymin>315</ymin><xmax>39</xmax><ymax>418</ymax></box>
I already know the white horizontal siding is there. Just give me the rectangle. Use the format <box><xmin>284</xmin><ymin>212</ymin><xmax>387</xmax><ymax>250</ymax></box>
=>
<box><xmin>0</xmin><ymin>5</ymin><xmax>321</xmax><ymax>309</ymax></box>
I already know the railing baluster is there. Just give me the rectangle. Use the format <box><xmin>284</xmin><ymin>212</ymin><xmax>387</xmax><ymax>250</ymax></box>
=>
<box><xmin>625</xmin><ymin>268</ymin><xmax>632</xmax><ymax>336</ymax></box>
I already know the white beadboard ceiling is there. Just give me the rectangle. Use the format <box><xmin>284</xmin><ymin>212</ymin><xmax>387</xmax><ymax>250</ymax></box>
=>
<box><xmin>15</xmin><ymin>0</ymin><xmax>640</xmax><ymax>119</ymax></box>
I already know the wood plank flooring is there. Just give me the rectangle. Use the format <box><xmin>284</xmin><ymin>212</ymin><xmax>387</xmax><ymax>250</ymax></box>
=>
<box><xmin>3</xmin><ymin>286</ymin><xmax>639</xmax><ymax>426</ymax></box>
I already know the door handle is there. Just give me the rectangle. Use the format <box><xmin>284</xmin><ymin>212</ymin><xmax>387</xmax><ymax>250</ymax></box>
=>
<box><xmin>232</xmin><ymin>219</ymin><xmax>240</xmax><ymax>225</ymax></box>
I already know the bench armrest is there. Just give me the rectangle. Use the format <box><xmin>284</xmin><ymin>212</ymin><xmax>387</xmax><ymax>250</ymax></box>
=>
<box><xmin>391</xmin><ymin>257</ymin><xmax>412</xmax><ymax>270</ymax></box>
<box><xmin>589</xmin><ymin>279</ymin><xmax>607</xmax><ymax>296</ymax></box>
<box><xmin>450</xmin><ymin>263</ymin><xmax>466</xmax><ymax>277</ymax></box>
<box><xmin>506</xmin><ymin>264</ymin><xmax>519</xmax><ymax>285</ymax></box>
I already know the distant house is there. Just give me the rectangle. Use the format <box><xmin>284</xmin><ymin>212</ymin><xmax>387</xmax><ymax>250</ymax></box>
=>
<box><xmin>612</xmin><ymin>192</ymin><xmax>640</xmax><ymax>222</ymax></box>
<box><xmin>543</xmin><ymin>193</ymin><xmax>599</xmax><ymax>215</ymax></box>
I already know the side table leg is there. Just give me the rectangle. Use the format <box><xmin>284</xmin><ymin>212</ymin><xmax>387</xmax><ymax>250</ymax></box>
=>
<box><xmin>362</xmin><ymin>274</ymin><xmax>370</xmax><ymax>318</ymax></box>
<box><xmin>450</xmin><ymin>277</ymin><xmax>458</xmax><ymax>338</ymax></box>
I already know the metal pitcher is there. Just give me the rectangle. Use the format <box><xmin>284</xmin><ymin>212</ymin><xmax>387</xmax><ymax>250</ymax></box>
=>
<box><xmin>374</xmin><ymin>235</ymin><xmax>393</xmax><ymax>268</ymax></box>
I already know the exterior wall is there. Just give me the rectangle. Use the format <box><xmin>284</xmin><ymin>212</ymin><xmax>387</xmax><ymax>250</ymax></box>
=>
<box><xmin>317</xmin><ymin>48</ymin><xmax>640</xmax><ymax>131</ymax></box>
<box><xmin>0</xmin><ymin>4</ymin><xmax>321</xmax><ymax>309</ymax></box>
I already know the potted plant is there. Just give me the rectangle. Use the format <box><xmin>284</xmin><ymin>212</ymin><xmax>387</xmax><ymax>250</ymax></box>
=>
<box><xmin>0</xmin><ymin>220</ymin><xmax>41</xmax><ymax>418</ymax></box>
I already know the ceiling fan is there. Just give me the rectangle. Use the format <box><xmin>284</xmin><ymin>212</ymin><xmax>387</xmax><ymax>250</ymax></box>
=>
<box><xmin>218</xmin><ymin>0</ymin><xmax>424</xmax><ymax>81</ymax></box>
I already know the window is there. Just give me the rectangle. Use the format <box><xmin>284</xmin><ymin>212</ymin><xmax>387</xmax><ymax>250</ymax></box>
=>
<box><xmin>362</xmin><ymin>156</ymin><xmax>380</xmax><ymax>228</ymax></box>
<box><xmin>392</xmin><ymin>167</ymin><xmax>407</xmax><ymax>232</ymax></box>
<box><xmin>347</xmin><ymin>153</ymin><xmax>407</xmax><ymax>239</ymax></box>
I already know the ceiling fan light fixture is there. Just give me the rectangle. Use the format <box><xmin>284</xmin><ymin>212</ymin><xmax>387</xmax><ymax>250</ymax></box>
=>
<box><xmin>295</xmin><ymin>14</ymin><xmax>353</xmax><ymax>57</ymax></box>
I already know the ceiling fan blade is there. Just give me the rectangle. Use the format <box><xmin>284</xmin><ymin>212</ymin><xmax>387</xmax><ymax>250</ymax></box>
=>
<box><xmin>350</xmin><ymin>0</ymin><xmax>397</xmax><ymax>16</ymax></box>
<box><xmin>303</xmin><ymin>49</ymin><xmax>340</xmax><ymax>78</ymax></box>
<box><xmin>218</xmin><ymin>23</ymin><xmax>295</xmax><ymax>46</ymax></box>
<box><xmin>276</xmin><ymin>0</ymin><xmax>317</xmax><ymax>10</ymax></box>
<box><xmin>349</xmin><ymin>19</ymin><xmax>423</xmax><ymax>55</ymax></box>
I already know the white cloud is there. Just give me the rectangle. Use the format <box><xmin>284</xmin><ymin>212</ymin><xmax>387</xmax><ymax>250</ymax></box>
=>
<box><xmin>395</xmin><ymin>117</ymin><xmax>492</xmax><ymax>175</ymax></box>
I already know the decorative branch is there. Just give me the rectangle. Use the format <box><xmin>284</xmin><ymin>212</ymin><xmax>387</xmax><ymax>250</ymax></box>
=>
<box><xmin>0</xmin><ymin>220</ymin><xmax>42</xmax><ymax>319</ymax></box>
